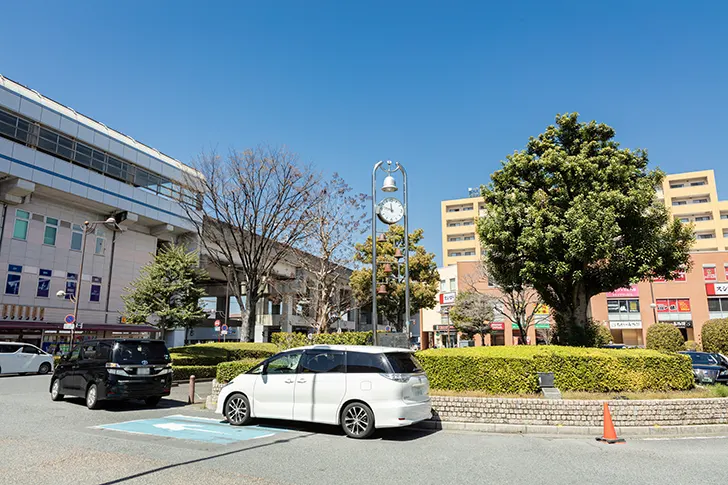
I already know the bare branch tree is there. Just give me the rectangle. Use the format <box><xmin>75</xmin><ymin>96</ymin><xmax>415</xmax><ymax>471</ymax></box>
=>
<box><xmin>180</xmin><ymin>146</ymin><xmax>322</xmax><ymax>341</ymax></box>
<box><xmin>461</xmin><ymin>261</ymin><xmax>544</xmax><ymax>344</ymax></box>
<box><xmin>294</xmin><ymin>173</ymin><xmax>369</xmax><ymax>333</ymax></box>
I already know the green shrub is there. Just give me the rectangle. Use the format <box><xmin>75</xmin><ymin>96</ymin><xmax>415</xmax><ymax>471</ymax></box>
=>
<box><xmin>645</xmin><ymin>322</ymin><xmax>685</xmax><ymax>352</ymax></box>
<box><xmin>702</xmin><ymin>319</ymin><xmax>728</xmax><ymax>354</ymax></box>
<box><xmin>169</xmin><ymin>342</ymin><xmax>277</xmax><ymax>365</ymax></box>
<box><xmin>585</xmin><ymin>320</ymin><xmax>613</xmax><ymax>347</ymax></box>
<box><xmin>684</xmin><ymin>340</ymin><xmax>701</xmax><ymax>352</ymax></box>
<box><xmin>271</xmin><ymin>331</ymin><xmax>372</xmax><ymax>350</ymax></box>
<box><xmin>216</xmin><ymin>358</ymin><xmax>263</xmax><ymax>382</ymax></box>
<box><xmin>172</xmin><ymin>365</ymin><xmax>217</xmax><ymax>381</ymax></box>
<box><xmin>415</xmin><ymin>346</ymin><xmax>694</xmax><ymax>393</ymax></box>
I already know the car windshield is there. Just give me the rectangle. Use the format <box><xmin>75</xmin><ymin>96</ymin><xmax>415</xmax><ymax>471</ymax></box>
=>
<box><xmin>385</xmin><ymin>352</ymin><xmax>423</xmax><ymax>373</ymax></box>
<box><xmin>112</xmin><ymin>341</ymin><xmax>170</xmax><ymax>365</ymax></box>
<box><xmin>688</xmin><ymin>353</ymin><xmax>718</xmax><ymax>365</ymax></box>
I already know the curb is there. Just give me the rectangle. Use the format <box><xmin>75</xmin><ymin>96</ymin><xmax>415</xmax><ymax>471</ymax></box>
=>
<box><xmin>413</xmin><ymin>420</ymin><xmax>728</xmax><ymax>438</ymax></box>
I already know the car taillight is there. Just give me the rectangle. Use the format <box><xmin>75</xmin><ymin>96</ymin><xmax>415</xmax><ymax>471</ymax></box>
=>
<box><xmin>381</xmin><ymin>373</ymin><xmax>412</xmax><ymax>383</ymax></box>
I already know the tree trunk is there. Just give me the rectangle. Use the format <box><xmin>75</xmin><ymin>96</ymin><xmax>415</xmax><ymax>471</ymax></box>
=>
<box><xmin>553</xmin><ymin>284</ymin><xmax>590</xmax><ymax>346</ymax></box>
<box><xmin>244</xmin><ymin>296</ymin><xmax>258</xmax><ymax>343</ymax></box>
<box><xmin>480</xmin><ymin>329</ymin><xmax>487</xmax><ymax>347</ymax></box>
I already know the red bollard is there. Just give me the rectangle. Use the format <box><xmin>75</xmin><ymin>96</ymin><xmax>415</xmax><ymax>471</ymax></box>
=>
<box><xmin>188</xmin><ymin>375</ymin><xmax>196</xmax><ymax>404</ymax></box>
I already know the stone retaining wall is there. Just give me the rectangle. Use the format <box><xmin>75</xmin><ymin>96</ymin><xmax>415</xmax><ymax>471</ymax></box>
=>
<box><xmin>431</xmin><ymin>396</ymin><xmax>728</xmax><ymax>427</ymax></box>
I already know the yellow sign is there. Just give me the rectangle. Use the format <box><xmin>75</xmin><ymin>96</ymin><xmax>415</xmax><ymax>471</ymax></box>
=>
<box><xmin>535</xmin><ymin>304</ymin><xmax>550</xmax><ymax>315</ymax></box>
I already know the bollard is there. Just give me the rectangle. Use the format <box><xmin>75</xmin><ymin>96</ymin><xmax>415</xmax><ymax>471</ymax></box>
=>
<box><xmin>188</xmin><ymin>375</ymin><xmax>196</xmax><ymax>404</ymax></box>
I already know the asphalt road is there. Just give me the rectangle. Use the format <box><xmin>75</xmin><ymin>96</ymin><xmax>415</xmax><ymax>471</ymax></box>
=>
<box><xmin>2</xmin><ymin>374</ymin><xmax>728</xmax><ymax>485</ymax></box>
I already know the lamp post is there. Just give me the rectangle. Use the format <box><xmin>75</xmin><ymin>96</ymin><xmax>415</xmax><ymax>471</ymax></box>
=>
<box><xmin>56</xmin><ymin>217</ymin><xmax>122</xmax><ymax>348</ymax></box>
<box><xmin>371</xmin><ymin>161</ymin><xmax>409</xmax><ymax>347</ymax></box>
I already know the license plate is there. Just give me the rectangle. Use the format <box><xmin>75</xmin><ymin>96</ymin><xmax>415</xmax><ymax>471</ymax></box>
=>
<box><xmin>412</xmin><ymin>386</ymin><xmax>424</xmax><ymax>396</ymax></box>
<box><xmin>137</xmin><ymin>368</ymin><xmax>150</xmax><ymax>375</ymax></box>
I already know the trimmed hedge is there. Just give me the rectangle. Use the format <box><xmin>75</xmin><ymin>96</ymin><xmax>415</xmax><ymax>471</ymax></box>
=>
<box><xmin>172</xmin><ymin>365</ymin><xmax>217</xmax><ymax>381</ymax></box>
<box><xmin>216</xmin><ymin>358</ymin><xmax>264</xmax><ymax>383</ymax></box>
<box><xmin>170</xmin><ymin>342</ymin><xmax>277</xmax><ymax>366</ymax></box>
<box><xmin>702</xmin><ymin>319</ymin><xmax>728</xmax><ymax>354</ymax></box>
<box><xmin>272</xmin><ymin>331</ymin><xmax>372</xmax><ymax>350</ymax></box>
<box><xmin>415</xmin><ymin>346</ymin><xmax>694</xmax><ymax>393</ymax></box>
<box><xmin>646</xmin><ymin>322</ymin><xmax>685</xmax><ymax>353</ymax></box>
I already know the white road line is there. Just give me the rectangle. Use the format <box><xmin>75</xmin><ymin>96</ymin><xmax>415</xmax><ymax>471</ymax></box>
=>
<box><xmin>641</xmin><ymin>436</ymin><xmax>728</xmax><ymax>441</ymax></box>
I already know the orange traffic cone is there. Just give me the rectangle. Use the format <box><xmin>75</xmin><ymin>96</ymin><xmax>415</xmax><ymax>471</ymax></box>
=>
<box><xmin>596</xmin><ymin>402</ymin><xmax>626</xmax><ymax>444</ymax></box>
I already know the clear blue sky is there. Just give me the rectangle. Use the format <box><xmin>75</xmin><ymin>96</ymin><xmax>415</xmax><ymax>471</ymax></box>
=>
<box><xmin>1</xmin><ymin>1</ymin><xmax>726</xmax><ymax>266</ymax></box>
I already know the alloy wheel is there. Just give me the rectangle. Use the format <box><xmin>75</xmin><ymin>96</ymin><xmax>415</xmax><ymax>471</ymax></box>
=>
<box><xmin>227</xmin><ymin>396</ymin><xmax>248</xmax><ymax>425</ymax></box>
<box><xmin>344</xmin><ymin>405</ymin><xmax>370</xmax><ymax>437</ymax></box>
<box><xmin>51</xmin><ymin>380</ymin><xmax>59</xmax><ymax>399</ymax></box>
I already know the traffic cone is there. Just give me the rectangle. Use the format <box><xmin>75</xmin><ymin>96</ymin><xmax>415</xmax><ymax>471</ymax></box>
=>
<box><xmin>596</xmin><ymin>402</ymin><xmax>625</xmax><ymax>444</ymax></box>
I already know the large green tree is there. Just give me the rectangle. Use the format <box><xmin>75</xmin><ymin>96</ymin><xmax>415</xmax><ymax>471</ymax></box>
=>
<box><xmin>350</xmin><ymin>225</ymin><xmax>439</xmax><ymax>331</ymax></box>
<box><xmin>122</xmin><ymin>243</ymin><xmax>209</xmax><ymax>336</ymax></box>
<box><xmin>478</xmin><ymin>113</ymin><xmax>694</xmax><ymax>345</ymax></box>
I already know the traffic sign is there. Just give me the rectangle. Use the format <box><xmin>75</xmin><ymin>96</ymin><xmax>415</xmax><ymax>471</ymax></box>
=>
<box><xmin>63</xmin><ymin>323</ymin><xmax>74</xmax><ymax>330</ymax></box>
<box><xmin>221</xmin><ymin>330</ymin><xmax>228</xmax><ymax>335</ymax></box>
<box><xmin>64</xmin><ymin>314</ymin><xmax>75</xmax><ymax>325</ymax></box>
<box><xmin>221</xmin><ymin>324</ymin><xmax>228</xmax><ymax>332</ymax></box>
<box><xmin>214</xmin><ymin>320</ymin><xmax>221</xmax><ymax>327</ymax></box>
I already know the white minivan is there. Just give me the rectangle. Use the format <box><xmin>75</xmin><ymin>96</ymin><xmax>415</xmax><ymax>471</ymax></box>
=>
<box><xmin>0</xmin><ymin>342</ymin><xmax>54</xmax><ymax>375</ymax></box>
<box><xmin>216</xmin><ymin>345</ymin><xmax>431</xmax><ymax>439</ymax></box>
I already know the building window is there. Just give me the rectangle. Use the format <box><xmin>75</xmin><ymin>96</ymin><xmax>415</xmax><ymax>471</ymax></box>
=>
<box><xmin>463</xmin><ymin>221</ymin><xmax>474</xmax><ymax>226</ymax></box>
<box><xmin>440</xmin><ymin>280</ymin><xmax>446</xmax><ymax>291</ymax></box>
<box><xmin>449</xmin><ymin>252</ymin><xmax>462</xmax><ymax>257</ymax></box>
<box><xmin>449</xmin><ymin>278</ymin><xmax>456</xmax><ymax>291</ymax></box>
<box><xmin>690</xmin><ymin>181</ymin><xmax>707</xmax><ymax>186</ymax></box>
<box><xmin>679</xmin><ymin>218</ymin><xmax>690</xmax><ymax>223</ymax></box>
<box><xmin>36</xmin><ymin>269</ymin><xmax>52</xmax><ymax>298</ymax></box>
<box><xmin>43</xmin><ymin>217</ymin><xmax>59</xmax><ymax>245</ymax></box>
<box><xmin>70</xmin><ymin>224</ymin><xmax>83</xmax><ymax>251</ymax></box>
<box><xmin>5</xmin><ymin>264</ymin><xmax>22</xmax><ymax>295</ymax></box>
<box><xmin>669</xmin><ymin>183</ymin><xmax>684</xmax><ymax>188</ymax></box>
<box><xmin>462</xmin><ymin>206</ymin><xmax>473</xmax><ymax>211</ymax></box>
<box><xmin>721</xmin><ymin>214</ymin><xmax>728</xmax><ymax>220</ymax></box>
<box><xmin>708</xmin><ymin>298</ymin><xmax>728</xmax><ymax>319</ymax></box>
<box><xmin>697</xmin><ymin>233</ymin><xmax>715</xmax><ymax>240</ymax></box>
<box><xmin>94</xmin><ymin>228</ymin><xmax>106</xmax><ymax>255</ymax></box>
<box><xmin>90</xmin><ymin>284</ymin><xmax>101</xmax><ymax>302</ymax></box>
<box><xmin>672</xmin><ymin>200</ymin><xmax>687</xmax><ymax>206</ymax></box>
<box><xmin>464</xmin><ymin>235</ymin><xmax>476</xmax><ymax>241</ymax></box>
<box><xmin>464</xmin><ymin>251</ymin><xmax>475</xmax><ymax>256</ymax></box>
<box><xmin>695</xmin><ymin>216</ymin><xmax>712</xmax><ymax>222</ymax></box>
<box><xmin>13</xmin><ymin>210</ymin><xmax>29</xmax><ymax>240</ymax></box>
<box><xmin>694</xmin><ymin>198</ymin><xmax>709</xmax><ymax>204</ymax></box>
<box><xmin>607</xmin><ymin>299</ymin><xmax>640</xmax><ymax>314</ymax></box>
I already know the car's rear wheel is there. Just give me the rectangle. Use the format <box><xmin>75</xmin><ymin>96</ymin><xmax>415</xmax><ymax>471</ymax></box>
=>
<box><xmin>50</xmin><ymin>379</ymin><xmax>64</xmax><ymax>401</ymax></box>
<box><xmin>341</xmin><ymin>402</ymin><xmax>375</xmax><ymax>439</ymax></box>
<box><xmin>38</xmin><ymin>362</ymin><xmax>51</xmax><ymax>375</ymax></box>
<box><xmin>225</xmin><ymin>393</ymin><xmax>251</xmax><ymax>426</ymax></box>
<box><xmin>145</xmin><ymin>396</ymin><xmax>161</xmax><ymax>407</ymax></box>
<box><xmin>86</xmin><ymin>383</ymin><xmax>101</xmax><ymax>410</ymax></box>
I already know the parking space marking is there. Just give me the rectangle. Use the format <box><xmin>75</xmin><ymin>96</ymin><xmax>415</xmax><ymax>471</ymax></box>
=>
<box><xmin>93</xmin><ymin>415</ymin><xmax>281</xmax><ymax>445</ymax></box>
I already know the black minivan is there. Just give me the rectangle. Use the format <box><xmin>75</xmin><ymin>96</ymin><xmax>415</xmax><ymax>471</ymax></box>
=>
<box><xmin>50</xmin><ymin>339</ymin><xmax>172</xmax><ymax>409</ymax></box>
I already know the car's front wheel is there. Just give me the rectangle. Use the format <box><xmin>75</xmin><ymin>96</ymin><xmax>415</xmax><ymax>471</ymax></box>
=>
<box><xmin>341</xmin><ymin>402</ymin><xmax>375</xmax><ymax>439</ymax></box>
<box><xmin>38</xmin><ymin>362</ymin><xmax>52</xmax><ymax>375</ymax></box>
<box><xmin>86</xmin><ymin>383</ymin><xmax>101</xmax><ymax>410</ymax></box>
<box><xmin>225</xmin><ymin>393</ymin><xmax>251</xmax><ymax>426</ymax></box>
<box><xmin>50</xmin><ymin>379</ymin><xmax>64</xmax><ymax>401</ymax></box>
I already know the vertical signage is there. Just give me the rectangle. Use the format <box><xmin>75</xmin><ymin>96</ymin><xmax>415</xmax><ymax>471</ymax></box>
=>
<box><xmin>704</xmin><ymin>266</ymin><xmax>717</xmax><ymax>282</ymax></box>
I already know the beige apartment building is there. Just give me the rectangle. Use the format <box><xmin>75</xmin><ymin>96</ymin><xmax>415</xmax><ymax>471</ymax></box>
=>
<box><xmin>442</xmin><ymin>170</ymin><xmax>728</xmax><ymax>266</ymax></box>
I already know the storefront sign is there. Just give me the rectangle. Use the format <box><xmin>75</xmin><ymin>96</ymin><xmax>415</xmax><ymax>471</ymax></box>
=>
<box><xmin>609</xmin><ymin>321</ymin><xmax>642</xmax><ymax>329</ymax></box>
<box><xmin>706</xmin><ymin>283</ymin><xmax>728</xmax><ymax>296</ymax></box>
<box><xmin>656</xmin><ymin>298</ymin><xmax>691</xmax><ymax>313</ymax></box>
<box><xmin>534</xmin><ymin>304</ymin><xmax>550</xmax><ymax>315</ymax></box>
<box><xmin>704</xmin><ymin>266</ymin><xmax>718</xmax><ymax>282</ymax></box>
<box><xmin>606</xmin><ymin>285</ymin><xmax>639</xmax><ymax>298</ymax></box>
<box><xmin>671</xmin><ymin>321</ymin><xmax>693</xmax><ymax>328</ymax></box>
<box><xmin>439</xmin><ymin>292</ymin><xmax>456</xmax><ymax>305</ymax></box>
<box><xmin>434</xmin><ymin>325</ymin><xmax>456</xmax><ymax>332</ymax></box>
<box><xmin>653</xmin><ymin>270</ymin><xmax>687</xmax><ymax>283</ymax></box>
<box><xmin>490</xmin><ymin>322</ymin><xmax>505</xmax><ymax>331</ymax></box>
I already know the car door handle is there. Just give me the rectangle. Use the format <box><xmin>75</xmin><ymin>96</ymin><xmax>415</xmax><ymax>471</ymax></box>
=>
<box><xmin>285</xmin><ymin>379</ymin><xmax>294</xmax><ymax>384</ymax></box>
<box><xmin>297</xmin><ymin>378</ymin><xmax>307</xmax><ymax>383</ymax></box>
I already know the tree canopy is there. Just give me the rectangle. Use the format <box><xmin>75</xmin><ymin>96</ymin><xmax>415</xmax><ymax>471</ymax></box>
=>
<box><xmin>122</xmin><ymin>243</ymin><xmax>209</xmax><ymax>334</ymax></box>
<box><xmin>478</xmin><ymin>113</ymin><xmax>694</xmax><ymax>345</ymax></box>
<box><xmin>349</xmin><ymin>225</ymin><xmax>439</xmax><ymax>331</ymax></box>
<box><xmin>449</xmin><ymin>291</ymin><xmax>495</xmax><ymax>345</ymax></box>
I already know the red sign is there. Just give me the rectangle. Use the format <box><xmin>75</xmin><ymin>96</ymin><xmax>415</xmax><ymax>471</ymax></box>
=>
<box><xmin>490</xmin><ymin>322</ymin><xmax>505</xmax><ymax>331</ymax></box>
<box><xmin>606</xmin><ymin>285</ymin><xmax>639</xmax><ymax>298</ymax></box>
<box><xmin>656</xmin><ymin>299</ymin><xmax>691</xmax><ymax>313</ymax></box>
<box><xmin>653</xmin><ymin>270</ymin><xmax>687</xmax><ymax>283</ymax></box>
<box><xmin>214</xmin><ymin>320</ymin><xmax>221</xmax><ymax>327</ymax></box>
<box><xmin>706</xmin><ymin>283</ymin><xmax>728</xmax><ymax>296</ymax></box>
<box><xmin>704</xmin><ymin>266</ymin><xmax>717</xmax><ymax>282</ymax></box>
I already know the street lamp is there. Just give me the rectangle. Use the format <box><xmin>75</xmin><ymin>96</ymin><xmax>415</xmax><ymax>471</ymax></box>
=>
<box><xmin>371</xmin><ymin>161</ymin><xmax>409</xmax><ymax>347</ymax></box>
<box><xmin>55</xmin><ymin>217</ymin><xmax>122</xmax><ymax>348</ymax></box>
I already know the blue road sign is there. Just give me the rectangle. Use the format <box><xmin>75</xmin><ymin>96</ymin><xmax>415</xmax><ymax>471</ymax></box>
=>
<box><xmin>221</xmin><ymin>324</ymin><xmax>228</xmax><ymax>332</ymax></box>
<box><xmin>94</xmin><ymin>415</ymin><xmax>280</xmax><ymax>445</ymax></box>
<box><xmin>64</xmin><ymin>314</ymin><xmax>75</xmax><ymax>324</ymax></box>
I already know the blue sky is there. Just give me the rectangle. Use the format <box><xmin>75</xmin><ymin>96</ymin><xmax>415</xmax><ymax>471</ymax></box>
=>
<box><xmin>1</xmin><ymin>1</ymin><xmax>726</xmax><ymax>267</ymax></box>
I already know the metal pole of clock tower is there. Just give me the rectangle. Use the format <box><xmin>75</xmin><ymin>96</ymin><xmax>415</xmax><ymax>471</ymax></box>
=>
<box><xmin>398</xmin><ymin>162</ymin><xmax>410</xmax><ymax>345</ymax></box>
<box><xmin>371</xmin><ymin>161</ymin><xmax>384</xmax><ymax>346</ymax></box>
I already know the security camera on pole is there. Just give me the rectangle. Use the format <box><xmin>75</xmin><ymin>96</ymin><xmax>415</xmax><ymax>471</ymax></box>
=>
<box><xmin>371</xmin><ymin>160</ymin><xmax>409</xmax><ymax>347</ymax></box>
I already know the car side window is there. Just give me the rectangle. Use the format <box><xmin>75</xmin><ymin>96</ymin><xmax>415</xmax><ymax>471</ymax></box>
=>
<box><xmin>21</xmin><ymin>345</ymin><xmax>40</xmax><ymax>354</ymax></box>
<box><xmin>0</xmin><ymin>344</ymin><xmax>14</xmax><ymax>353</ymax></box>
<box><xmin>81</xmin><ymin>342</ymin><xmax>98</xmax><ymax>360</ymax></box>
<box><xmin>97</xmin><ymin>343</ymin><xmax>112</xmax><ymax>362</ymax></box>
<box><xmin>266</xmin><ymin>352</ymin><xmax>302</xmax><ymax>374</ymax></box>
<box><xmin>68</xmin><ymin>346</ymin><xmax>82</xmax><ymax>362</ymax></box>
<box><xmin>346</xmin><ymin>352</ymin><xmax>390</xmax><ymax>373</ymax></box>
<box><xmin>300</xmin><ymin>350</ymin><xmax>346</xmax><ymax>373</ymax></box>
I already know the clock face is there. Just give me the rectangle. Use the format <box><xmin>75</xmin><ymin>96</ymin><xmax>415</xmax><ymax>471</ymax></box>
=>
<box><xmin>377</xmin><ymin>197</ymin><xmax>404</xmax><ymax>224</ymax></box>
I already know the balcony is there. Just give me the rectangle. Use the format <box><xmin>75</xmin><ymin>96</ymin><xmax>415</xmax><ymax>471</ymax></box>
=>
<box><xmin>446</xmin><ymin>239</ymin><xmax>478</xmax><ymax>250</ymax></box>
